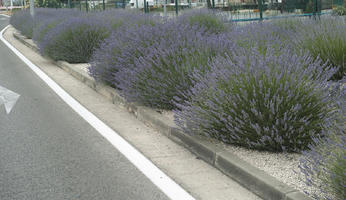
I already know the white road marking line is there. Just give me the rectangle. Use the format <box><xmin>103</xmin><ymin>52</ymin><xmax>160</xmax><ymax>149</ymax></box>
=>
<box><xmin>0</xmin><ymin>25</ymin><xmax>195</xmax><ymax>200</ymax></box>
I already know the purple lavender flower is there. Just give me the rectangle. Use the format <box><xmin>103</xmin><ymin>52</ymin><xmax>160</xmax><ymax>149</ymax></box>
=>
<box><xmin>39</xmin><ymin>15</ymin><xmax>112</xmax><ymax>63</ymax></box>
<box><xmin>10</xmin><ymin>8</ymin><xmax>81</xmax><ymax>39</ymax></box>
<box><xmin>298</xmin><ymin>81</ymin><xmax>345</xmax><ymax>199</ymax></box>
<box><xmin>292</xmin><ymin>17</ymin><xmax>346</xmax><ymax>80</ymax></box>
<box><xmin>10</xmin><ymin>9</ymin><xmax>35</xmax><ymax>38</ymax></box>
<box><xmin>174</xmin><ymin>46</ymin><xmax>339</xmax><ymax>152</ymax></box>
<box><xmin>177</xmin><ymin>8</ymin><xmax>231</xmax><ymax>34</ymax></box>
<box><xmin>91</xmin><ymin>21</ymin><xmax>238</xmax><ymax>109</ymax></box>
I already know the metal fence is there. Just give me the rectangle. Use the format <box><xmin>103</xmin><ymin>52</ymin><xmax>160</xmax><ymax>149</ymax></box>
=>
<box><xmin>22</xmin><ymin>0</ymin><xmax>346</xmax><ymax>20</ymax></box>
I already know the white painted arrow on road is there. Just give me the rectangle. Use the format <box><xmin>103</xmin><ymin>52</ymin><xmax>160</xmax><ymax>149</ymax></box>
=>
<box><xmin>0</xmin><ymin>85</ymin><xmax>20</xmax><ymax>114</ymax></box>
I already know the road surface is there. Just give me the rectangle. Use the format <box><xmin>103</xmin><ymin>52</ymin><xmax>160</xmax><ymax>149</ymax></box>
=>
<box><xmin>0</xmin><ymin>15</ymin><xmax>171</xmax><ymax>200</ymax></box>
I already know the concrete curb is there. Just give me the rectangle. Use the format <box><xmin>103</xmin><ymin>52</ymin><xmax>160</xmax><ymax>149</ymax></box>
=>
<box><xmin>11</xmin><ymin>29</ymin><xmax>312</xmax><ymax>200</ymax></box>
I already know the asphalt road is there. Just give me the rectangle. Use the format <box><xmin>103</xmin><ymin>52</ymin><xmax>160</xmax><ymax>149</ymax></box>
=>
<box><xmin>0</xmin><ymin>15</ymin><xmax>170</xmax><ymax>200</ymax></box>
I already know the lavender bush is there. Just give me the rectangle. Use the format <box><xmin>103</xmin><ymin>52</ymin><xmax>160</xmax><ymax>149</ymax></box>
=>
<box><xmin>174</xmin><ymin>47</ymin><xmax>338</xmax><ymax>152</ymax></box>
<box><xmin>89</xmin><ymin>22</ymin><xmax>165</xmax><ymax>85</ymax></box>
<box><xmin>87</xmin><ymin>10</ymin><xmax>160</xmax><ymax>83</ymax></box>
<box><xmin>11</xmin><ymin>9</ymin><xmax>159</xmax><ymax>63</ymax></box>
<box><xmin>32</xmin><ymin>9</ymin><xmax>81</xmax><ymax>44</ymax></box>
<box><xmin>90</xmin><ymin>20</ymin><xmax>239</xmax><ymax>109</ymax></box>
<box><xmin>228</xmin><ymin>21</ymin><xmax>292</xmax><ymax>55</ymax></box>
<box><xmin>90</xmin><ymin>20</ymin><xmax>297</xmax><ymax>110</ymax></box>
<box><xmin>32</xmin><ymin>17</ymin><xmax>63</xmax><ymax>44</ymax></box>
<box><xmin>39</xmin><ymin>16</ymin><xmax>111</xmax><ymax>63</ymax></box>
<box><xmin>10</xmin><ymin>8</ymin><xmax>80</xmax><ymax>39</ymax></box>
<box><xmin>116</xmin><ymin>32</ymin><xmax>239</xmax><ymax>109</ymax></box>
<box><xmin>294</xmin><ymin>17</ymin><xmax>346</xmax><ymax>80</ymax></box>
<box><xmin>10</xmin><ymin>10</ymin><xmax>34</xmax><ymax>38</ymax></box>
<box><xmin>271</xmin><ymin>17</ymin><xmax>305</xmax><ymax>32</ymax></box>
<box><xmin>298</xmin><ymin>81</ymin><xmax>345</xmax><ymax>199</ymax></box>
<box><xmin>177</xmin><ymin>9</ymin><xmax>230</xmax><ymax>34</ymax></box>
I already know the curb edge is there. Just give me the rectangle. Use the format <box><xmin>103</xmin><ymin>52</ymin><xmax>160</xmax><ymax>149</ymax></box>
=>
<box><xmin>11</xmin><ymin>29</ymin><xmax>313</xmax><ymax>200</ymax></box>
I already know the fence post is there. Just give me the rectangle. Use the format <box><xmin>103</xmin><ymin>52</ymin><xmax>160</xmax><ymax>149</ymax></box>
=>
<box><xmin>317</xmin><ymin>0</ymin><xmax>321</xmax><ymax>18</ymax></box>
<box><xmin>175</xmin><ymin>0</ymin><xmax>178</xmax><ymax>15</ymax></box>
<box><xmin>30</xmin><ymin>0</ymin><xmax>34</xmax><ymax>17</ymax></box>
<box><xmin>258</xmin><ymin>0</ymin><xmax>263</xmax><ymax>20</ymax></box>
<box><xmin>313</xmin><ymin>0</ymin><xmax>317</xmax><ymax>19</ymax></box>
<box><xmin>85</xmin><ymin>0</ymin><xmax>88</xmax><ymax>12</ymax></box>
<box><xmin>144</xmin><ymin>0</ymin><xmax>147</xmax><ymax>12</ymax></box>
<box><xmin>68</xmin><ymin>0</ymin><xmax>71</xmax><ymax>8</ymax></box>
<box><xmin>212</xmin><ymin>0</ymin><xmax>215</xmax><ymax>8</ymax></box>
<box><xmin>102</xmin><ymin>0</ymin><xmax>105</xmax><ymax>10</ymax></box>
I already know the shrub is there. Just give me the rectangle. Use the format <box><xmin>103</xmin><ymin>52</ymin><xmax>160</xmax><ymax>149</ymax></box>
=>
<box><xmin>32</xmin><ymin>9</ymin><xmax>80</xmax><ymax>44</ymax></box>
<box><xmin>89</xmin><ymin>22</ymin><xmax>164</xmax><ymax>85</ymax></box>
<box><xmin>33</xmin><ymin>17</ymin><xmax>63</xmax><ymax>44</ymax></box>
<box><xmin>116</xmin><ymin>32</ymin><xmax>239</xmax><ymax>110</ymax></box>
<box><xmin>90</xmin><ymin>21</ymin><xmax>235</xmax><ymax>109</ymax></box>
<box><xmin>10</xmin><ymin>8</ymin><xmax>80</xmax><ymax>39</ymax></box>
<box><xmin>39</xmin><ymin>16</ymin><xmax>111</xmax><ymax>63</ymax></box>
<box><xmin>90</xmin><ymin>21</ymin><xmax>294</xmax><ymax>110</ymax></box>
<box><xmin>294</xmin><ymin>18</ymin><xmax>346</xmax><ymax>80</ymax></box>
<box><xmin>229</xmin><ymin>21</ymin><xmax>292</xmax><ymax>55</ymax></box>
<box><xmin>332</xmin><ymin>5</ymin><xmax>346</xmax><ymax>16</ymax></box>
<box><xmin>271</xmin><ymin>17</ymin><xmax>305</xmax><ymax>33</ymax></box>
<box><xmin>177</xmin><ymin>9</ymin><xmax>229</xmax><ymax>34</ymax></box>
<box><xmin>32</xmin><ymin>9</ymin><xmax>158</xmax><ymax>63</ymax></box>
<box><xmin>10</xmin><ymin>10</ymin><xmax>34</xmax><ymax>38</ymax></box>
<box><xmin>298</xmin><ymin>83</ymin><xmax>345</xmax><ymax>199</ymax></box>
<box><xmin>174</xmin><ymin>47</ymin><xmax>338</xmax><ymax>152</ymax></box>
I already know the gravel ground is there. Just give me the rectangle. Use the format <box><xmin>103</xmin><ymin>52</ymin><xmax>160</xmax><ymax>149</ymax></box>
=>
<box><xmin>221</xmin><ymin>145</ymin><xmax>314</xmax><ymax>195</ymax></box>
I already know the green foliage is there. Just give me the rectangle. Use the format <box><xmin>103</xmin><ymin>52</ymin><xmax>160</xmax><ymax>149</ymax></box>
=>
<box><xmin>33</xmin><ymin>19</ymin><xmax>62</xmax><ymax>44</ymax></box>
<box><xmin>10</xmin><ymin>10</ymin><xmax>34</xmax><ymax>38</ymax></box>
<box><xmin>188</xmin><ymin>13</ymin><xmax>226</xmax><ymax>33</ymax></box>
<box><xmin>306</xmin><ymin>36</ymin><xmax>345</xmax><ymax>78</ymax></box>
<box><xmin>272</xmin><ymin>18</ymin><xmax>304</xmax><ymax>33</ymax></box>
<box><xmin>333</xmin><ymin>5</ymin><xmax>346</xmax><ymax>16</ymax></box>
<box><xmin>298</xmin><ymin>83</ymin><xmax>345</xmax><ymax>200</ymax></box>
<box><xmin>175</xmin><ymin>48</ymin><xmax>337</xmax><ymax>152</ymax></box>
<box><xmin>297</xmin><ymin>18</ymin><xmax>346</xmax><ymax>80</ymax></box>
<box><xmin>179</xmin><ymin>9</ymin><xmax>228</xmax><ymax>34</ymax></box>
<box><xmin>42</xmin><ymin>19</ymin><xmax>111</xmax><ymax>63</ymax></box>
<box><xmin>304</xmin><ymin>0</ymin><xmax>314</xmax><ymax>13</ymax></box>
<box><xmin>329</xmin><ymin>151</ymin><xmax>346</xmax><ymax>200</ymax></box>
<box><xmin>300</xmin><ymin>132</ymin><xmax>346</xmax><ymax>200</ymax></box>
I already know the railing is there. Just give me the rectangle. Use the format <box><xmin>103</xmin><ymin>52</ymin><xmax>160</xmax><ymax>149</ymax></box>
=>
<box><xmin>13</xmin><ymin>0</ymin><xmax>345</xmax><ymax>21</ymax></box>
